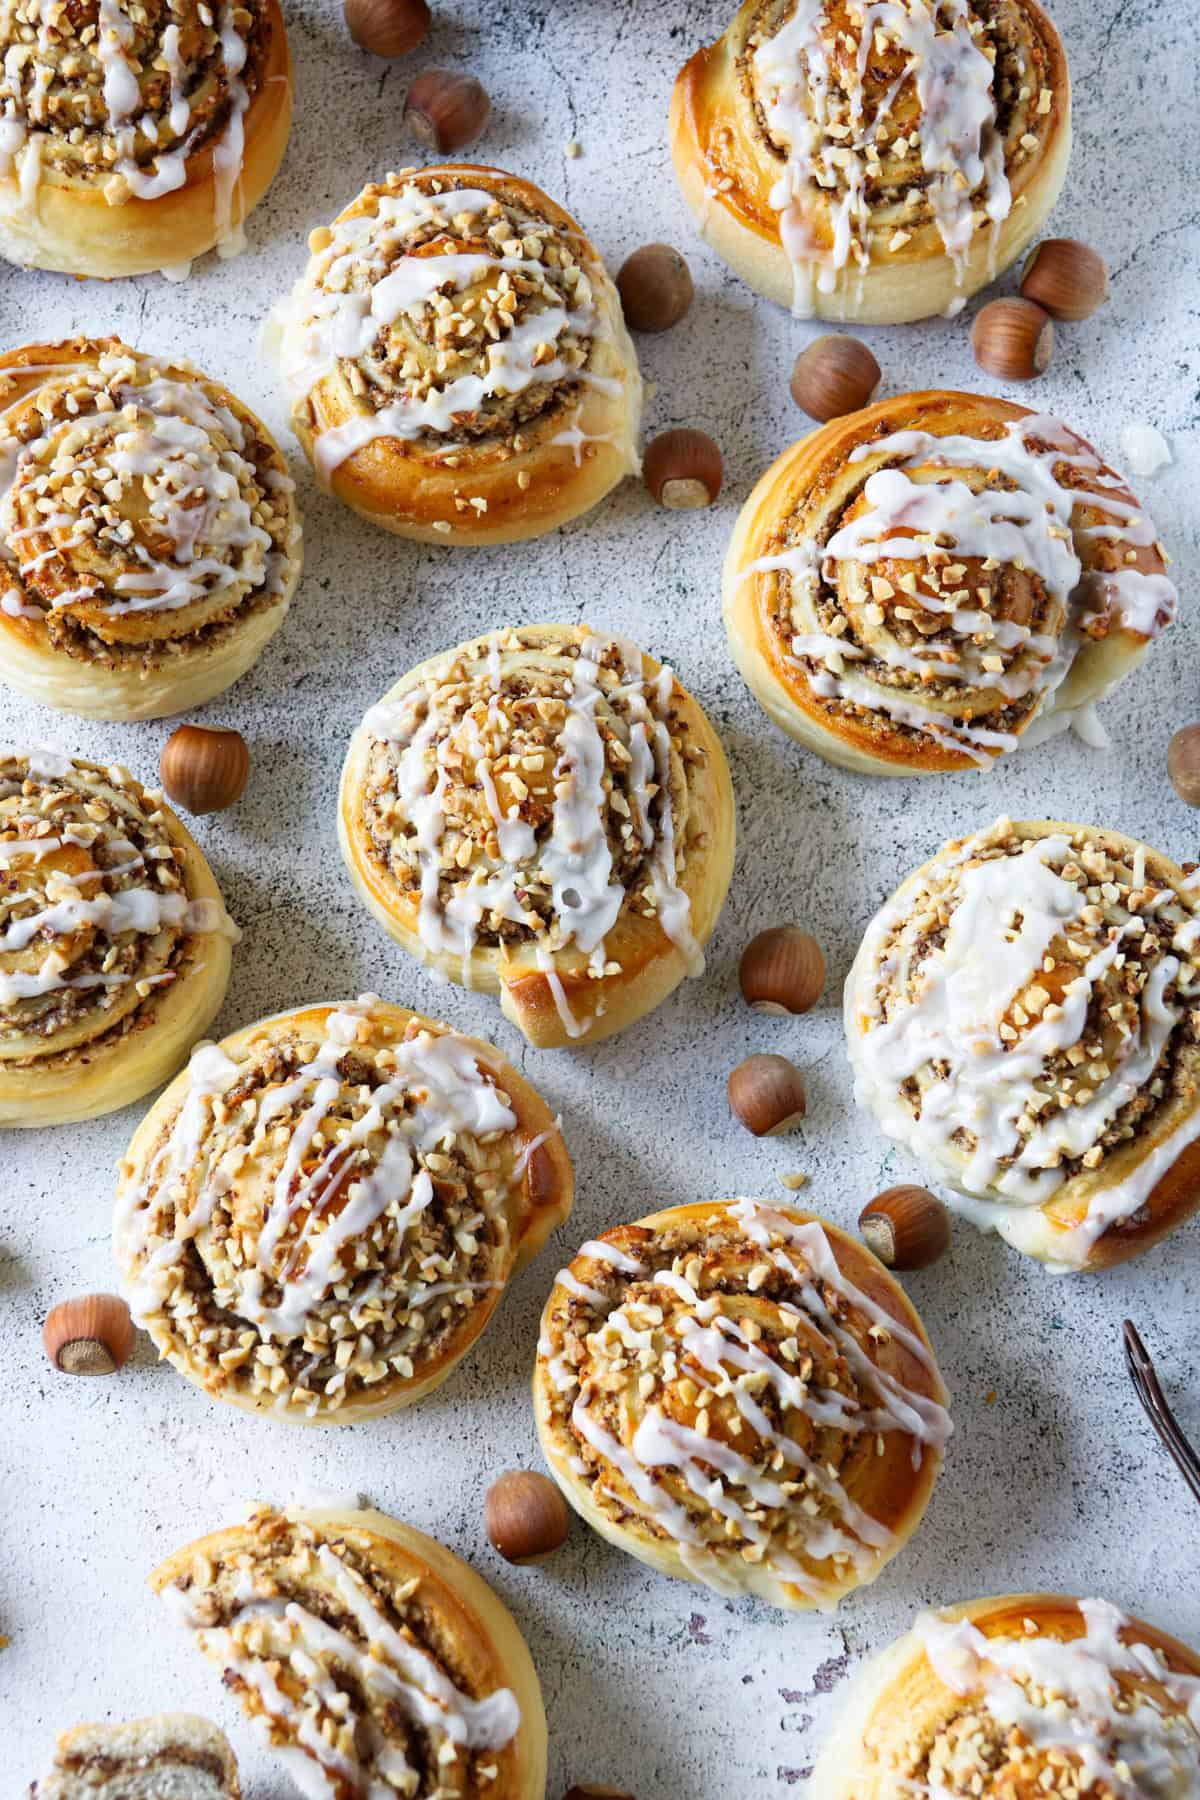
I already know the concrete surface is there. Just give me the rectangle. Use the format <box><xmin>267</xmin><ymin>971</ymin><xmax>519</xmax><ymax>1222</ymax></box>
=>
<box><xmin>1</xmin><ymin>1</ymin><xmax>1197</xmax><ymax>1794</ymax></box>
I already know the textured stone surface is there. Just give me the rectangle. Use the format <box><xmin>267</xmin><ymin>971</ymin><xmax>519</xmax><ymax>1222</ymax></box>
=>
<box><xmin>2</xmin><ymin>1</ymin><xmax>1198</xmax><ymax>1793</ymax></box>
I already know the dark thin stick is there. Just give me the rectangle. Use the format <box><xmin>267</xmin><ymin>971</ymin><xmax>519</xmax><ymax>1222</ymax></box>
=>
<box><xmin>1123</xmin><ymin>1319</ymin><xmax>1200</xmax><ymax>1508</ymax></box>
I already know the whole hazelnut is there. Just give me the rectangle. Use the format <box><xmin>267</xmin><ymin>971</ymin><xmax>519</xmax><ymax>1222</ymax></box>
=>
<box><xmin>1168</xmin><ymin>726</ymin><xmax>1200</xmax><ymax>807</ymax></box>
<box><xmin>739</xmin><ymin>926</ymin><xmax>825</xmax><ymax>1015</ymax></box>
<box><xmin>344</xmin><ymin>0</ymin><xmax>429</xmax><ymax>57</ymax></box>
<box><xmin>858</xmin><ymin>1187</ymin><xmax>950</xmax><ymax>1271</ymax></box>
<box><xmin>485</xmin><ymin>1471</ymin><xmax>570</xmax><ymax>1563</ymax></box>
<box><xmin>404</xmin><ymin>70</ymin><xmax>491</xmax><ymax>154</ymax></box>
<box><xmin>643</xmin><ymin>428</ymin><xmax>723</xmax><ymax>510</ymax></box>
<box><xmin>160</xmin><ymin>725</ymin><xmax>250</xmax><ymax>815</ymax></box>
<box><xmin>1020</xmin><ymin>239</ymin><xmax>1109</xmax><ymax>322</ymax></box>
<box><xmin>616</xmin><ymin>244</ymin><xmax>694</xmax><ymax>333</ymax></box>
<box><xmin>43</xmin><ymin>1294</ymin><xmax>135</xmax><ymax>1376</ymax></box>
<box><xmin>971</xmin><ymin>297</ymin><xmax>1054</xmax><ymax>381</ymax></box>
<box><xmin>790</xmin><ymin>334</ymin><xmax>881</xmax><ymax>421</ymax></box>
<box><xmin>727</xmin><ymin>1054</ymin><xmax>807</xmax><ymax>1137</ymax></box>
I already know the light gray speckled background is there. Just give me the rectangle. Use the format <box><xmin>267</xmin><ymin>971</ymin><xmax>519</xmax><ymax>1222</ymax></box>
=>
<box><xmin>1</xmin><ymin>1</ymin><xmax>1198</xmax><ymax>1793</ymax></box>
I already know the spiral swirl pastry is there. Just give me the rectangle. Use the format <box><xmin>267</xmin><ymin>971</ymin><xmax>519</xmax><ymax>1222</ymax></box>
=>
<box><xmin>271</xmin><ymin>164</ymin><xmax>642</xmax><ymax>544</ymax></box>
<box><xmin>154</xmin><ymin>1503</ymin><xmax>547</xmax><ymax>1800</ymax></box>
<box><xmin>0</xmin><ymin>0</ymin><xmax>291</xmax><ymax>279</ymax></box>
<box><xmin>32</xmin><ymin>1716</ymin><xmax>239</xmax><ymax>1800</ymax></box>
<box><xmin>339</xmin><ymin>626</ymin><xmax>735</xmax><ymax>1048</ymax></box>
<box><xmin>534</xmin><ymin>1199</ymin><xmax>951</xmax><ymax>1611</ymax></box>
<box><xmin>0</xmin><ymin>749</ymin><xmax>236</xmax><ymax>1128</ymax></box>
<box><xmin>810</xmin><ymin>1593</ymin><xmax>1200</xmax><ymax>1798</ymax></box>
<box><xmin>724</xmin><ymin>392</ymin><xmax>1177</xmax><ymax>775</ymax></box>
<box><xmin>847</xmin><ymin>818</ymin><xmax>1200</xmax><ymax>1271</ymax></box>
<box><xmin>115</xmin><ymin>997</ymin><xmax>572</xmax><ymax>1423</ymax></box>
<box><xmin>670</xmin><ymin>0</ymin><xmax>1071</xmax><ymax>322</ymax></box>
<box><xmin>0</xmin><ymin>339</ymin><xmax>302</xmax><ymax>722</ymax></box>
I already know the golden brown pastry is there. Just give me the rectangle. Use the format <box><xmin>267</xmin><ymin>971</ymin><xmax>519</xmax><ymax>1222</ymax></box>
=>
<box><xmin>724</xmin><ymin>391</ymin><xmax>1177</xmax><ymax>774</ymax></box>
<box><xmin>154</xmin><ymin>1502</ymin><xmax>547</xmax><ymax>1800</ymax></box>
<box><xmin>809</xmin><ymin>1593</ymin><xmax>1200</xmax><ymax>1797</ymax></box>
<box><xmin>0</xmin><ymin>749</ymin><xmax>236</xmax><ymax>1128</ymax></box>
<box><xmin>846</xmin><ymin>817</ymin><xmax>1200</xmax><ymax>1271</ymax></box>
<box><xmin>670</xmin><ymin>0</ymin><xmax>1071</xmax><ymax>322</ymax></box>
<box><xmin>269</xmin><ymin>163</ymin><xmax>642</xmax><ymax>544</ymax></box>
<box><xmin>0</xmin><ymin>0</ymin><xmax>291</xmax><ymax>279</ymax></box>
<box><xmin>30</xmin><ymin>1715</ymin><xmax>239</xmax><ymax>1799</ymax></box>
<box><xmin>115</xmin><ymin>996</ymin><xmax>572</xmax><ymax>1422</ymax></box>
<box><xmin>534</xmin><ymin>1199</ymin><xmax>951</xmax><ymax>1611</ymax></box>
<box><xmin>0</xmin><ymin>339</ymin><xmax>303</xmax><ymax>722</ymax></box>
<box><xmin>339</xmin><ymin>625</ymin><xmax>735</xmax><ymax>1048</ymax></box>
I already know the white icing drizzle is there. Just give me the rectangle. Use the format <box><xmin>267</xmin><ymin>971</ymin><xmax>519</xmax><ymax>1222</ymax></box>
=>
<box><xmin>363</xmin><ymin>633</ymin><xmax>702</xmax><ymax>1030</ymax></box>
<box><xmin>0</xmin><ymin>0</ymin><xmax>255</xmax><ymax>262</ymax></box>
<box><xmin>546</xmin><ymin>1201</ymin><xmax>950</xmax><ymax>1603</ymax></box>
<box><xmin>115</xmin><ymin>998</ymin><xmax>520</xmax><ymax>1352</ymax></box>
<box><xmin>918</xmin><ymin>1600</ymin><xmax>1200</xmax><ymax>1797</ymax></box>
<box><xmin>164</xmin><ymin>1523</ymin><xmax>520</xmax><ymax>1799</ymax></box>
<box><xmin>749</xmin><ymin>414</ymin><xmax>1177</xmax><ymax>766</ymax></box>
<box><xmin>848</xmin><ymin>822</ymin><xmax>1200</xmax><ymax>1266</ymax></box>
<box><xmin>751</xmin><ymin>0</ymin><xmax>1015</xmax><ymax>313</ymax></box>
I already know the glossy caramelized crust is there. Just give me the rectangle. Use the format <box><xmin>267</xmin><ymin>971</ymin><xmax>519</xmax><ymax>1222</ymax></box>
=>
<box><xmin>30</xmin><ymin>1714</ymin><xmax>239</xmax><ymax>1799</ymax></box>
<box><xmin>846</xmin><ymin>818</ymin><xmax>1200</xmax><ymax>1271</ymax></box>
<box><xmin>0</xmin><ymin>339</ymin><xmax>302</xmax><ymax>722</ymax></box>
<box><xmin>339</xmin><ymin>625</ymin><xmax>735</xmax><ymax>1048</ymax></box>
<box><xmin>0</xmin><ymin>0</ymin><xmax>291</xmax><ymax>279</ymax></box>
<box><xmin>270</xmin><ymin>163</ymin><xmax>642</xmax><ymax>544</ymax></box>
<box><xmin>115</xmin><ymin>997</ymin><xmax>572</xmax><ymax>1422</ymax></box>
<box><xmin>0</xmin><ymin>750</ymin><xmax>236</xmax><ymax>1128</ymax></box>
<box><xmin>723</xmin><ymin>391</ymin><xmax>1177</xmax><ymax>776</ymax></box>
<box><xmin>670</xmin><ymin>0</ymin><xmax>1071</xmax><ymax>322</ymax></box>
<box><xmin>153</xmin><ymin>1504</ymin><xmax>547</xmax><ymax>1800</ymax></box>
<box><xmin>534</xmin><ymin>1199</ymin><xmax>951</xmax><ymax>1611</ymax></box>
<box><xmin>809</xmin><ymin>1593</ymin><xmax>1200</xmax><ymax>1798</ymax></box>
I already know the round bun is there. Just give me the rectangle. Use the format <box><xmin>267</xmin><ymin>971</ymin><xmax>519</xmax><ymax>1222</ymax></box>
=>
<box><xmin>846</xmin><ymin>817</ymin><xmax>1200</xmax><ymax>1270</ymax></box>
<box><xmin>809</xmin><ymin>1592</ymin><xmax>1200</xmax><ymax>1797</ymax></box>
<box><xmin>270</xmin><ymin>163</ymin><xmax>642</xmax><ymax>544</ymax></box>
<box><xmin>0</xmin><ymin>0</ymin><xmax>291</xmax><ymax>279</ymax></box>
<box><xmin>724</xmin><ymin>391</ymin><xmax>1176</xmax><ymax>775</ymax></box>
<box><xmin>670</xmin><ymin>0</ymin><xmax>1070</xmax><ymax>322</ymax></box>
<box><xmin>534</xmin><ymin>1198</ymin><xmax>950</xmax><ymax>1611</ymax></box>
<box><xmin>153</xmin><ymin>1502</ymin><xmax>546</xmax><ymax>1800</ymax></box>
<box><xmin>116</xmin><ymin>996</ymin><xmax>573</xmax><ymax>1423</ymax></box>
<box><xmin>0</xmin><ymin>750</ymin><xmax>236</xmax><ymax>1127</ymax></box>
<box><xmin>339</xmin><ymin>624</ymin><xmax>735</xmax><ymax>1048</ymax></box>
<box><xmin>0</xmin><ymin>339</ymin><xmax>302</xmax><ymax>722</ymax></box>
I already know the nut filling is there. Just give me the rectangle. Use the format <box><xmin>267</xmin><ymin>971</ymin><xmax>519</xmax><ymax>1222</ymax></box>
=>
<box><xmin>0</xmin><ymin>750</ymin><xmax>235</xmax><ymax>1066</ymax></box>
<box><xmin>744</xmin><ymin>407</ymin><xmax>1176</xmax><ymax>768</ymax></box>
<box><xmin>161</xmin><ymin>1507</ymin><xmax>523</xmax><ymax>1800</ymax></box>
<box><xmin>278</xmin><ymin>170</ymin><xmax>620</xmax><ymax>482</ymax></box>
<box><xmin>849</xmin><ymin>820</ymin><xmax>1200</xmax><ymax>1263</ymax></box>
<box><xmin>536</xmin><ymin>1200</ymin><xmax>950</xmax><ymax>1604</ymax></box>
<box><xmin>735</xmin><ymin>0</ymin><xmax>1060</xmax><ymax>307</ymax></box>
<box><xmin>115</xmin><ymin>998</ymin><xmax>544</xmax><ymax>1420</ymax></box>
<box><xmin>901</xmin><ymin>1601</ymin><xmax>1200</xmax><ymax>1797</ymax></box>
<box><xmin>0</xmin><ymin>340</ymin><xmax>300</xmax><ymax>671</ymax></box>
<box><xmin>0</xmin><ymin>0</ymin><xmax>272</xmax><ymax>244</ymax></box>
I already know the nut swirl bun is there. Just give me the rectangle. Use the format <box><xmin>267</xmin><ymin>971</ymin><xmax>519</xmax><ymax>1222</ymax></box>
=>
<box><xmin>0</xmin><ymin>0</ymin><xmax>291</xmax><ymax>279</ymax></box>
<box><xmin>153</xmin><ymin>1503</ymin><xmax>547</xmax><ymax>1800</ymax></box>
<box><xmin>270</xmin><ymin>164</ymin><xmax>642</xmax><ymax>544</ymax></box>
<box><xmin>0</xmin><ymin>749</ymin><xmax>236</xmax><ymax>1127</ymax></box>
<box><xmin>0</xmin><ymin>339</ymin><xmax>302</xmax><ymax>722</ymax></box>
<box><xmin>115</xmin><ymin>996</ymin><xmax>572</xmax><ymax>1423</ymax></box>
<box><xmin>670</xmin><ymin>0</ymin><xmax>1071</xmax><ymax>323</ymax></box>
<box><xmin>809</xmin><ymin>1593</ymin><xmax>1200</xmax><ymax>1798</ymax></box>
<box><xmin>724</xmin><ymin>391</ymin><xmax>1177</xmax><ymax>775</ymax></box>
<box><xmin>30</xmin><ymin>1715</ymin><xmax>239</xmax><ymax>1799</ymax></box>
<box><xmin>534</xmin><ymin>1199</ymin><xmax>951</xmax><ymax>1611</ymax></box>
<box><xmin>846</xmin><ymin>819</ymin><xmax>1200</xmax><ymax>1270</ymax></box>
<box><xmin>339</xmin><ymin>626</ymin><xmax>735</xmax><ymax>1048</ymax></box>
